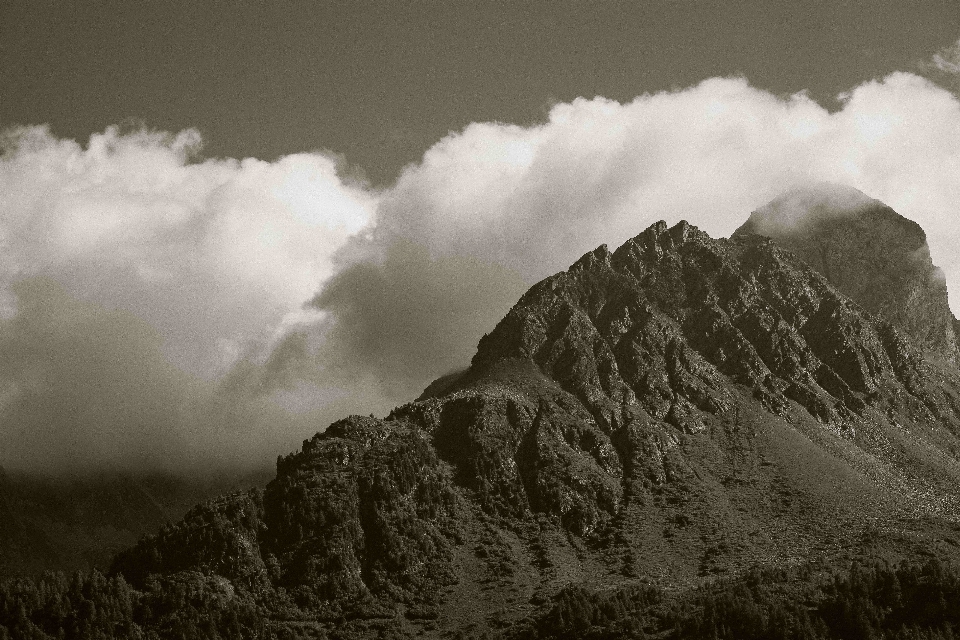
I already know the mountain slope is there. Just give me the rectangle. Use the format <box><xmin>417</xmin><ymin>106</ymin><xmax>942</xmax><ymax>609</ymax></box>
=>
<box><xmin>100</xmin><ymin>210</ymin><xmax>960</xmax><ymax>637</ymax></box>
<box><xmin>734</xmin><ymin>183</ymin><xmax>960</xmax><ymax>364</ymax></box>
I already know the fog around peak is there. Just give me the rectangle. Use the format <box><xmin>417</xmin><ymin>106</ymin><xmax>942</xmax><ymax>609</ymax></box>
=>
<box><xmin>772</xmin><ymin>182</ymin><xmax>876</xmax><ymax>212</ymax></box>
<box><xmin>3</xmin><ymin>68</ymin><xmax>960</xmax><ymax>474</ymax></box>
<box><xmin>743</xmin><ymin>182</ymin><xmax>881</xmax><ymax>235</ymax></box>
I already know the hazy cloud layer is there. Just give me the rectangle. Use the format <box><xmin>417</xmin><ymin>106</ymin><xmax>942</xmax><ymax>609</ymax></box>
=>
<box><xmin>303</xmin><ymin>72</ymin><xmax>960</xmax><ymax>408</ymax></box>
<box><xmin>0</xmin><ymin>126</ymin><xmax>376</xmax><ymax>472</ymax></box>
<box><xmin>3</xmin><ymin>68</ymin><xmax>960</xmax><ymax>474</ymax></box>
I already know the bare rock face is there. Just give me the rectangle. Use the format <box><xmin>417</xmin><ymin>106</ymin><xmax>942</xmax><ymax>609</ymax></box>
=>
<box><xmin>734</xmin><ymin>183</ymin><xmax>960</xmax><ymax>364</ymax></box>
<box><xmin>472</xmin><ymin>217</ymin><xmax>960</xmax><ymax>436</ymax></box>
<box><xmin>106</xmin><ymin>209</ymin><xmax>960</xmax><ymax>637</ymax></box>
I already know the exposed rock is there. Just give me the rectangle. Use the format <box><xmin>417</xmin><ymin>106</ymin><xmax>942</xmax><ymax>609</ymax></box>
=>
<box><xmin>734</xmin><ymin>183</ymin><xmax>960</xmax><ymax>363</ymax></box>
<box><xmin>104</xmin><ymin>207</ymin><xmax>960</xmax><ymax>637</ymax></box>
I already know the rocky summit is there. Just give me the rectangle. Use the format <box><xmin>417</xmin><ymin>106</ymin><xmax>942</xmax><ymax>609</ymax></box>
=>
<box><xmin>9</xmin><ymin>189</ymin><xmax>960</xmax><ymax>639</ymax></box>
<box><xmin>734</xmin><ymin>183</ymin><xmax>960</xmax><ymax>364</ymax></box>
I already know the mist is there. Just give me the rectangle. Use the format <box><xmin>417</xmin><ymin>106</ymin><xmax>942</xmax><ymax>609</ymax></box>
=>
<box><xmin>300</xmin><ymin>71</ymin><xmax>960</xmax><ymax>410</ymax></box>
<box><xmin>0</xmin><ymin>126</ymin><xmax>376</xmax><ymax>473</ymax></box>
<box><xmin>2</xmin><ymin>68</ymin><xmax>959</xmax><ymax>474</ymax></box>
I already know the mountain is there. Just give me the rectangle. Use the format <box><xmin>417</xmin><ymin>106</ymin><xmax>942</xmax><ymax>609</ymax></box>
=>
<box><xmin>8</xmin><ymin>189</ymin><xmax>960</xmax><ymax>639</ymax></box>
<box><xmin>734</xmin><ymin>183</ymin><xmax>960</xmax><ymax>364</ymax></box>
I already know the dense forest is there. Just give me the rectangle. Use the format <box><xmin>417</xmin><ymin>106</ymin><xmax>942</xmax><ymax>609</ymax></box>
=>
<box><xmin>4</xmin><ymin>558</ymin><xmax>960</xmax><ymax>639</ymax></box>
<box><xmin>520</xmin><ymin>559</ymin><xmax>960</xmax><ymax>640</ymax></box>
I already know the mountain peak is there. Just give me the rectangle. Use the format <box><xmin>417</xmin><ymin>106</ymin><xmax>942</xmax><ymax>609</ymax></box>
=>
<box><xmin>740</xmin><ymin>182</ymin><xmax>881</xmax><ymax>236</ymax></box>
<box><xmin>56</xmin><ymin>204</ymin><xmax>960</xmax><ymax>638</ymax></box>
<box><xmin>734</xmin><ymin>185</ymin><xmax>957</xmax><ymax>362</ymax></box>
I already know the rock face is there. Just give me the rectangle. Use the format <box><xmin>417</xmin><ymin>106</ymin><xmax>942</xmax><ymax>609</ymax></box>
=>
<box><xmin>734</xmin><ymin>183</ymin><xmax>960</xmax><ymax>363</ymax></box>
<box><xmin>107</xmin><ymin>208</ymin><xmax>960</xmax><ymax>637</ymax></box>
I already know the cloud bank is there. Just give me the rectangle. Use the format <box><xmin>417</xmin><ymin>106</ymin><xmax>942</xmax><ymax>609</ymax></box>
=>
<box><xmin>3</xmin><ymin>68</ymin><xmax>960</xmax><ymax>474</ymax></box>
<box><xmin>0</xmin><ymin>126</ymin><xmax>376</xmax><ymax>472</ymax></box>
<box><xmin>302</xmin><ymin>71</ymin><xmax>960</xmax><ymax>408</ymax></box>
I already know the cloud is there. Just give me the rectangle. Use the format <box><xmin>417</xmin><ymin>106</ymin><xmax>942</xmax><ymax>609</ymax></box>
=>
<box><xmin>932</xmin><ymin>38</ymin><xmax>960</xmax><ymax>75</ymax></box>
<box><xmin>4</xmin><ymin>67</ymin><xmax>960</xmax><ymax>475</ymax></box>
<box><xmin>0</xmin><ymin>277</ymin><xmax>197</xmax><ymax>471</ymax></box>
<box><xmin>0</xmin><ymin>125</ymin><xmax>376</xmax><ymax>473</ymax></box>
<box><xmin>300</xmin><ymin>72</ymin><xmax>960</xmax><ymax>409</ymax></box>
<box><xmin>312</xmin><ymin>240</ymin><xmax>527</xmax><ymax>397</ymax></box>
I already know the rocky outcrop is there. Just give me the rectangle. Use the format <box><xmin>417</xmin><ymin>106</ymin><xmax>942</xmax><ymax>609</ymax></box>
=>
<box><xmin>112</xmin><ymin>489</ymin><xmax>270</xmax><ymax>593</ymax></box>
<box><xmin>106</xmin><ymin>209</ymin><xmax>960</xmax><ymax>637</ymax></box>
<box><xmin>734</xmin><ymin>183</ymin><xmax>960</xmax><ymax>364</ymax></box>
<box><xmin>472</xmin><ymin>218</ymin><xmax>960</xmax><ymax>435</ymax></box>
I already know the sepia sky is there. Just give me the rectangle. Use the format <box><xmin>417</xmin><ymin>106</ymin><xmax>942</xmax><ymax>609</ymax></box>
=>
<box><xmin>1</xmin><ymin>2</ymin><xmax>960</xmax><ymax>474</ymax></box>
<box><xmin>2</xmin><ymin>0</ymin><xmax>958</xmax><ymax>184</ymax></box>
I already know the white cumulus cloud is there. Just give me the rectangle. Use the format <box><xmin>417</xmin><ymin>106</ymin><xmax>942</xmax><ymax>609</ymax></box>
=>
<box><xmin>0</xmin><ymin>125</ymin><xmax>376</xmax><ymax>472</ymax></box>
<box><xmin>4</xmin><ymin>67</ymin><xmax>960</xmax><ymax>474</ymax></box>
<box><xmin>301</xmin><ymin>72</ymin><xmax>960</xmax><ymax>411</ymax></box>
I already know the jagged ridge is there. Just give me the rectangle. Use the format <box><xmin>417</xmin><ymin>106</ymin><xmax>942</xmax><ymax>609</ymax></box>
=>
<box><xmin>108</xmin><ymin>215</ymin><xmax>960</xmax><ymax>637</ymax></box>
<box><xmin>734</xmin><ymin>183</ymin><xmax>960</xmax><ymax>363</ymax></box>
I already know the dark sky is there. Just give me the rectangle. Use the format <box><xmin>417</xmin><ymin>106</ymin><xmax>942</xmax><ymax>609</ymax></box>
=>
<box><xmin>2</xmin><ymin>0</ymin><xmax>958</xmax><ymax>185</ymax></box>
